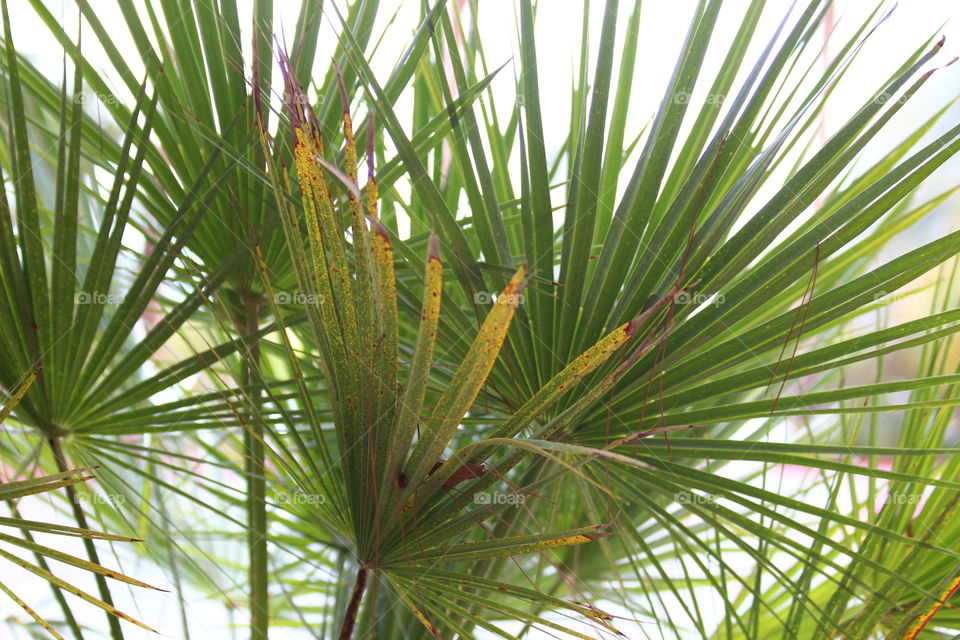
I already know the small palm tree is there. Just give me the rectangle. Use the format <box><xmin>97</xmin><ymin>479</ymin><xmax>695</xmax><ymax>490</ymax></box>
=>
<box><xmin>2</xmin><ymin>0</ymin><xmax>960</xmax><ymax>638</ymax></box>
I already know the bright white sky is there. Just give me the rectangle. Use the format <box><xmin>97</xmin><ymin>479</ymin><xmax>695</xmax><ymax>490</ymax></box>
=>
<box><xmin>3</xmin><ymin>1</ymin><xmax>960</xmax><ymax>638</ymax></box>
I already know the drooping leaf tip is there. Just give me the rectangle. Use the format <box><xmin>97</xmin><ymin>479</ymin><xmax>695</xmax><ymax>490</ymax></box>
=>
<box><xmin>314</xmin><ymin>155</ymin><xmax>361</xmax><ymax>200</ymax></box>
<box><xmin>585</xmin><ymin>531</ymin><xmax>613</xmax><ymax>541</ymax></box>
<box><xmin>368</xmin><ymin>216</ymin><xmax>390</xmax><ymax>241</ymax></box>
<box><xmin>922</xmin><ymin>54</ymin><xmax>958</xmax><ymax>80</ymax></box>
<box><xmin>511</xmin><ymin>264</ymin><xmax>529</xmax><ymax>291</ymax></box>
<box><xmin>625</xmin><ymin>316</ymin><xmax>643</xmax><ymax>337</ymax></box>
<box><xmin>428</xmin><ymin>233</ymin><xmax>441</xmax><ymax>262</ymax></box>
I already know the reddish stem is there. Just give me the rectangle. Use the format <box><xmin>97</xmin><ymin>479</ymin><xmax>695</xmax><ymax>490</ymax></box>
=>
<box><xmin>338</xmin><ymin>567</ymin><xmax>368</xmax><ymax>640</ymax></box>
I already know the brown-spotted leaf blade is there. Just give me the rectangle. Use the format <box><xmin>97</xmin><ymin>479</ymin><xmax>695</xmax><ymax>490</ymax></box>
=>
<box><xmin>400</xmin><ymin>266</ymin><xmax>526</xmax><ymax>494</ymax></box>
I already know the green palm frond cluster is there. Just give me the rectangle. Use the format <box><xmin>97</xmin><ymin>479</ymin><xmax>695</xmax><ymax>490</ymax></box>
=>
<box><xmin>1</xmin><ymin>0</ymin><xmax>960</xmax><ymax>639</ymax></box>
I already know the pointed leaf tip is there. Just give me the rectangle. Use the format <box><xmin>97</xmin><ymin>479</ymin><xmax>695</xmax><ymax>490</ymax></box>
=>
<box><xmin>368</xmin><ymin>216</ymin><xmax>390</xmax><ymax>240</ymax></box>
<box><xmin>879</xmin><ymin>4</ymin><xmax>898</xmax><ymax>24</ymax></box>
<box><xmin>332</xmin><ymin>59</ymin><xmax>349</xmax><ymax>115</ymax></box>
<box><xmin>313</xmin><ymin>155</ymin><xmax>361</xmax><ymax>200</ymax></box>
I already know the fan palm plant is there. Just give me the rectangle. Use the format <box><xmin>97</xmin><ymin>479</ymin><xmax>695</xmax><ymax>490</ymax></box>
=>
<box><xmin>0</xmin><ymin>2</ymin><xmax>288</xmax><ymax>637</ymax></box>
<box><xmin>20</xmin><ymin>3</ymin><xmax>499</xmax><ymax>633</ymax></box>
<box><xmin>0</xmin><ymin>365</ymin><xmax>156</xmax><ymax>638</ymax></box>
<box><xmin>1</xmin><ymin>0</ymin><xmax>960</xmax><ymax>639</ymax></box>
